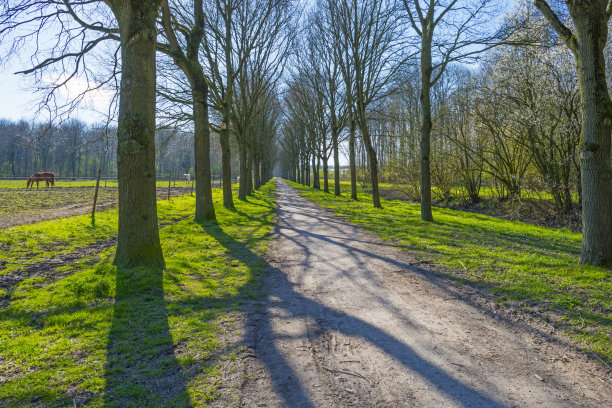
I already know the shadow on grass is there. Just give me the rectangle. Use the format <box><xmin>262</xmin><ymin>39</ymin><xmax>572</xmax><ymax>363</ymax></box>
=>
<box><xmin>103</xmin><ymin>266</ymin><xmax>192</xmax><ymax>408</ymax></box>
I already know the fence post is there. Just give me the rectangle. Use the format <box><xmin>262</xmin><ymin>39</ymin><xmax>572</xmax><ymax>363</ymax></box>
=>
<box><xmin>91</xmin><ymin>167</ymin><xmax>102</xmax><ymax>224</ymax></box>
<box><xmin>168</xmin><ymin>170</ymin><xmax>172</xmax><ymax>200</ymax></box>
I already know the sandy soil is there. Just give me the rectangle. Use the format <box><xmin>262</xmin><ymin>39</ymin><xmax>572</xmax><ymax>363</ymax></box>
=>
<box><xmin>235</xmin><ymin>180</ymin><xmax>611</xmax><ymax>408</ymax></box>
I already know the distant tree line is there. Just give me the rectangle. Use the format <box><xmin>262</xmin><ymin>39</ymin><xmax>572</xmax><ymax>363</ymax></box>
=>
<box><xmin>0</xmin><ymin>118</ymin><xmax>246</xmax><ymax>181</ymax></box>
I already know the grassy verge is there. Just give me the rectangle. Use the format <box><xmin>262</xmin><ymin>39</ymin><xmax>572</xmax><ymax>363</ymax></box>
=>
<box><xmin>287</xmin><ymin>180</ymin><xmax>611</xmax><ymax>362</ymax></box>
<box><xmin>0</xmin><ymin>182</ymin><xmax>276</xmax><ymax>407</ymax></box>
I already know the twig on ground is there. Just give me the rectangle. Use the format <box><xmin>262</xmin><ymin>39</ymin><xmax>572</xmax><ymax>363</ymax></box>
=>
<box><xmin>322</xmin><ymin>366</ymin><xmax>371</xmax><ymax>384</ymax></box>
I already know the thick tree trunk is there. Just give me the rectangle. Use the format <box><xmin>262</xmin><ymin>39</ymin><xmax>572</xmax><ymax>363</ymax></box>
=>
<box><xmin>323</xmin><ymin>157</ymin><xmax>329</xmax><ymax>193</ymax></box>
<box><xmin>238</xmin><ymin>140</ymin><xmax>248</xmax><ymax>200</ymax></box>
<box><xmin>361</xmin><ymin>125</ymin><xmax>381</xmax><ymax>208</ymax></box>
<box><xmin>333</xmin><ymin>128</ymin><xmax>340</xmax><ymax>196</ymax></box>
<box><xmin>246</xmin><ymin>146</ymin><xmax>253</xmax><ymax>195</ymax></box>
<box><xmin>312</xmin><ymin>153</ymin><xmax>319</xmax><ymax>189</ymax></box>
<box><xmin>419</xmin><ymin>38</ymin><xmax>434</xmax><ymax>222</ymax></box>
<box><xmin>349</xmin><ymin>115</ymin><xmax>357</xmax><ymax>200</ymax></box>
<box><xmin>573</xmin><ymin>10</ymin><xmax>612</xmax><ymax>264</ymax></box>
<box><xmin>253</xmin><ymin>154</ymin><xmax>261</xmax><ymax>189</ymax></box>
<box><xmin>220</xmin><ymin>125</ymin><xmax>234</xmax><ymax>207</ymax></box>
<box><xmin>112</xmin><ymin>0</ymin><xmax>164</xmax><ymax>268</ymax></box>
<box><xmin>192</xmin><ymin>84</ymin><xmax>215</xmax><ymax>222</ymax></box>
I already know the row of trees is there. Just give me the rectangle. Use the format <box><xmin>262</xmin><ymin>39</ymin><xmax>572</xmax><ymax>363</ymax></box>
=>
<box><xmin>0</xmin><ymin>119</ymin><xmax>243</xmax><ymax>182</ymax></box>
<box><xmin>0</xmin><ymin>119</ymin><xmax>113</xmax><ymax>179</ymax></box>
<box><xmin>2</xmin><ymin>0</ymin><xmax>610</xmax><ymax>266</ymax></box>
<box><xmin>1</xmin><ymin>0</ymin><xmax>290</xmax><ymax>267</ymax></box>
<box><xmin>277</xmin><ymin>0</ymin><xmax>612</xmax><ymax>266</ymax></box>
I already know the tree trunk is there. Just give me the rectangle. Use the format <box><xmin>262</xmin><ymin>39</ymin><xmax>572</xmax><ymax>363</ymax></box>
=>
<box><xmin>112</xmin><ymin>0</ymin><xmax>164</xmax><ymax>268</ymax></box>
<box><xmin>220</xmin><ymin>126</ymin><xmax>234</xmax><ymax>207</ymax></box>
<box><xmin>573</xmin><ymin>9</ymin><xmax>612</xmax><ymax>264</ymax></box>
<box><xmin>419</xmin><ymin>37</ymin><xmax>434</xmax><ymax>221</ymax></box>
<box><xmin>312</xmin><ymin>152</ymin><xmax>319</xmax><ymax>189</ymax></box>
<box><xmin>238</xmin><ymin>140</ymin><xmax>248</xmax><ymax>200</ymax></box>
<box><xmin>192</xmin><ymin>83</ymin><xmax>216</xmax><ymax>222</ymax></box>
<box><xmin>333</xmin><ymin>127</ymin><xmax>340</xmax><ymax>195</ymax></box>
<box><xmin>323</xmin><ymin>156</ymin><xmax>329</xmax><ymax>193</ymax></box>
<box><xmin>246</xmin><ymin>146</ymin><xmax>253</xmax><ymax>195</ymax></box>
<box><xmin>362</xmin><ymin>126</ymin><xmax>381</xmax><ymax>208</ymax></box>
<box><xmin>253</xmin><ymin>154</ymin><xmax>261</xmax><ymax>189</ymax></box>
<box><xmin>349</xmin><ymin>114</ymin><xmax>357</xmax><ymax>200</ymax></box>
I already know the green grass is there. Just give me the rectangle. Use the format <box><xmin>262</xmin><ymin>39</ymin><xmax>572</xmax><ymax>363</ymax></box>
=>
<box><xmin>0</xmin><ymin>180</ymin><xmax>117</xmax><ymax>189</ymax></box>
<box><xmin>288</xmin><ymin>180</ymin><xmax>611</xmax><ymax>362</ymax></box>
<box><xmin>0</xmin><ymin>183</ymin><xmax>276</xmax><ymax>407</ymax></box>
<box><xmin>0</xmin><ymin>180</ymin><xmax>195</xmax><ymax>189</ymax></box>
<box><xmin>343</xmin><ymin>179</ymin><xmax>578</xmax><ymax>202</ymax></box>
<box><xmin>0</xmin><ymin>188</ymin><xmax>117</xmax><ymax>216</ymax></box>
<box><xmin>0</xmin><ymin>192</ymin><xmax>197</xmax><ymax>277</ymax></box>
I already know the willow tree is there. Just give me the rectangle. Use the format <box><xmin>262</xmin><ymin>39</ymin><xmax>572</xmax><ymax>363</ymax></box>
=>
<box><xmin>534</xmin><ymin>0</ymin><xmax>612</xmax><ymax>265</ymax></box>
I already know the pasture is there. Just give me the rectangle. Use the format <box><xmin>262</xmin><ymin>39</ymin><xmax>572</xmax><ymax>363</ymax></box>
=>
<box><xmin>0</xmin><ymin>183</ymin><xmax>276</xmax><ymax>407</ymax></box>
<box><xmin>0</xmin><ymin>185</ymin><xmax>194</xmax><ymax>229</ymax></box>
<box><xmin>0</xmin><ymin>179</ymin><xmax>198</xmax><ymax>189</ymax></box>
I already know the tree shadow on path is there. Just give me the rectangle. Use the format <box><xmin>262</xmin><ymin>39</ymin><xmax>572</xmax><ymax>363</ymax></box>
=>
<box><xmin>203</xmin><ymin>219</ymin><xmax>508</xmax><ymax>408</ymax></box>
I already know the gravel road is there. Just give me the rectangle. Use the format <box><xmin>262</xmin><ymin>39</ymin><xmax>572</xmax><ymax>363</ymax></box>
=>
<box><xmin>238</xmin><ymin>179</ymin><xmax>611</xmax><ymax>408</ymax></box>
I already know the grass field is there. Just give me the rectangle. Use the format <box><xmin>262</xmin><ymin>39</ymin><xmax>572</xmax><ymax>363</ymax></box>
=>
<box><xmin>0</xmin><ymin>188</ymin><xmax>117</xmax><ymax>215</ymax></box>
<box><xmin>288</xmin><ymin>180</ymin><xmax>611</xmax><ymax>363</ymax></box>
<box><xmin>0</xmin><ymin>180</ymin><xmax>200</xmax><ymax>189</ymax></box>
<box><xmin>0</xmin><ymin>183</ymin><xmax>276</xmax><ymax>407</ymax></box>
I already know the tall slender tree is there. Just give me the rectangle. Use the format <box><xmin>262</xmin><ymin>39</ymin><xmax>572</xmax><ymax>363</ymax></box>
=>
<box><xmin>402</xmin><ymin>0</ymin><xmax>503</xmax><ymax>221</ymax></box>
<box><xmin>157</xmin><ymin>0</ymin><xmax>216</xmax><ymax>222</ymax></box>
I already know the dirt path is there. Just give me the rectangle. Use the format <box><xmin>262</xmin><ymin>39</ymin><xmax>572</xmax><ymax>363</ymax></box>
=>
<box><xmin>238</xmin><ymin>180</ymin><xmax>611</xmax><ymax>408</ymax></box>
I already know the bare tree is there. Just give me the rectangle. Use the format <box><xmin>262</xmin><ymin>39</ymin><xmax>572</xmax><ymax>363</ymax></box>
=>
<box><xmin>328</xmin><ymin>0</ymin><xmax>406</xmax><ymax>208</ymax></box>
<box><xmin>1</xmin><ymin>0</ymin><xmax>164</xmax><ymax>267</ymax></box>
<box><xmin>157</xmin><ymin>0</ymin><xmax>216</xmax><ymax>222</ymax></box>
<box><xmin>403</xmin><ymin>0</ymin><xmax>504</xmax><ymax>220</ymax></box>
<box><xmin>534</xmin><ymin>0</ymin><xmax>612</xmax><ymax>265</ymax></box>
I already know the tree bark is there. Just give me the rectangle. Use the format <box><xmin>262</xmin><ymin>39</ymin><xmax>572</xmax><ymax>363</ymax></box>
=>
<box><xmin>349</xmin><ymin>112</ymin><xmax>357</xmax><ymax>200</ymax></box>
<box><xmin>220</xmin><ymin>126</ymin><xmax>234</xmax><ymax>207</ymax></box>
<box><xmin>362</xmin><ymin>126</ymin><xmax>382</xmax><ymax>208</ymax></box>
<box><xmin>192</xmin><ymin>84</ymin><xmax>216</xmax><ymax>222</ymax></box>
<box><xmin>535</xmin><ymin>0</ymin><xmax>612</xmax><ymax>264</ymax></box>
<box><xmin>312</xmin><ymin>151</ymin><xmax>319</xmax><ymax>189</ymax></box>
<box><xmin>419</xmin><ymin>35</ymin><xmax>434</xmax><ymax>221</ymax></box>
<box><xmin>333</xmin><ymin>127</ymin><xmax>340</xmax><ymax>195</ymax></box>
<box><xmin>111</xmin><ymin>0</ymin><xmax>164</xmax><ymax>268</ymax></box>
<box><xmin>323</xmin><ymin>155</ymin><xmax>329</xmax><ymax>193</ymax></box>
<box><xmin>572</xmin><ymin>8</ymin><xmax>612</xmax><ymax>264</ymax></box>
<box><xmin>238</xmin><ymin>140</ymin><xmax>248</xmax><ymax>200</ymax></box>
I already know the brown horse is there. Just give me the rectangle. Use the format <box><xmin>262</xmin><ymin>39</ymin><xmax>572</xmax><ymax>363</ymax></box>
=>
<box><xmin>26</xmin><ymin>172</ymin><xmax>55</xmax><ymax>189</ymax></box>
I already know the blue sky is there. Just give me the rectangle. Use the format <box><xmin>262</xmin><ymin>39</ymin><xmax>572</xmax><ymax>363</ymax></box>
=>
<box><xmin>0</xmin><ymin>0</ymin><xmax>520</xmax><ymax>125</ymax></box>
